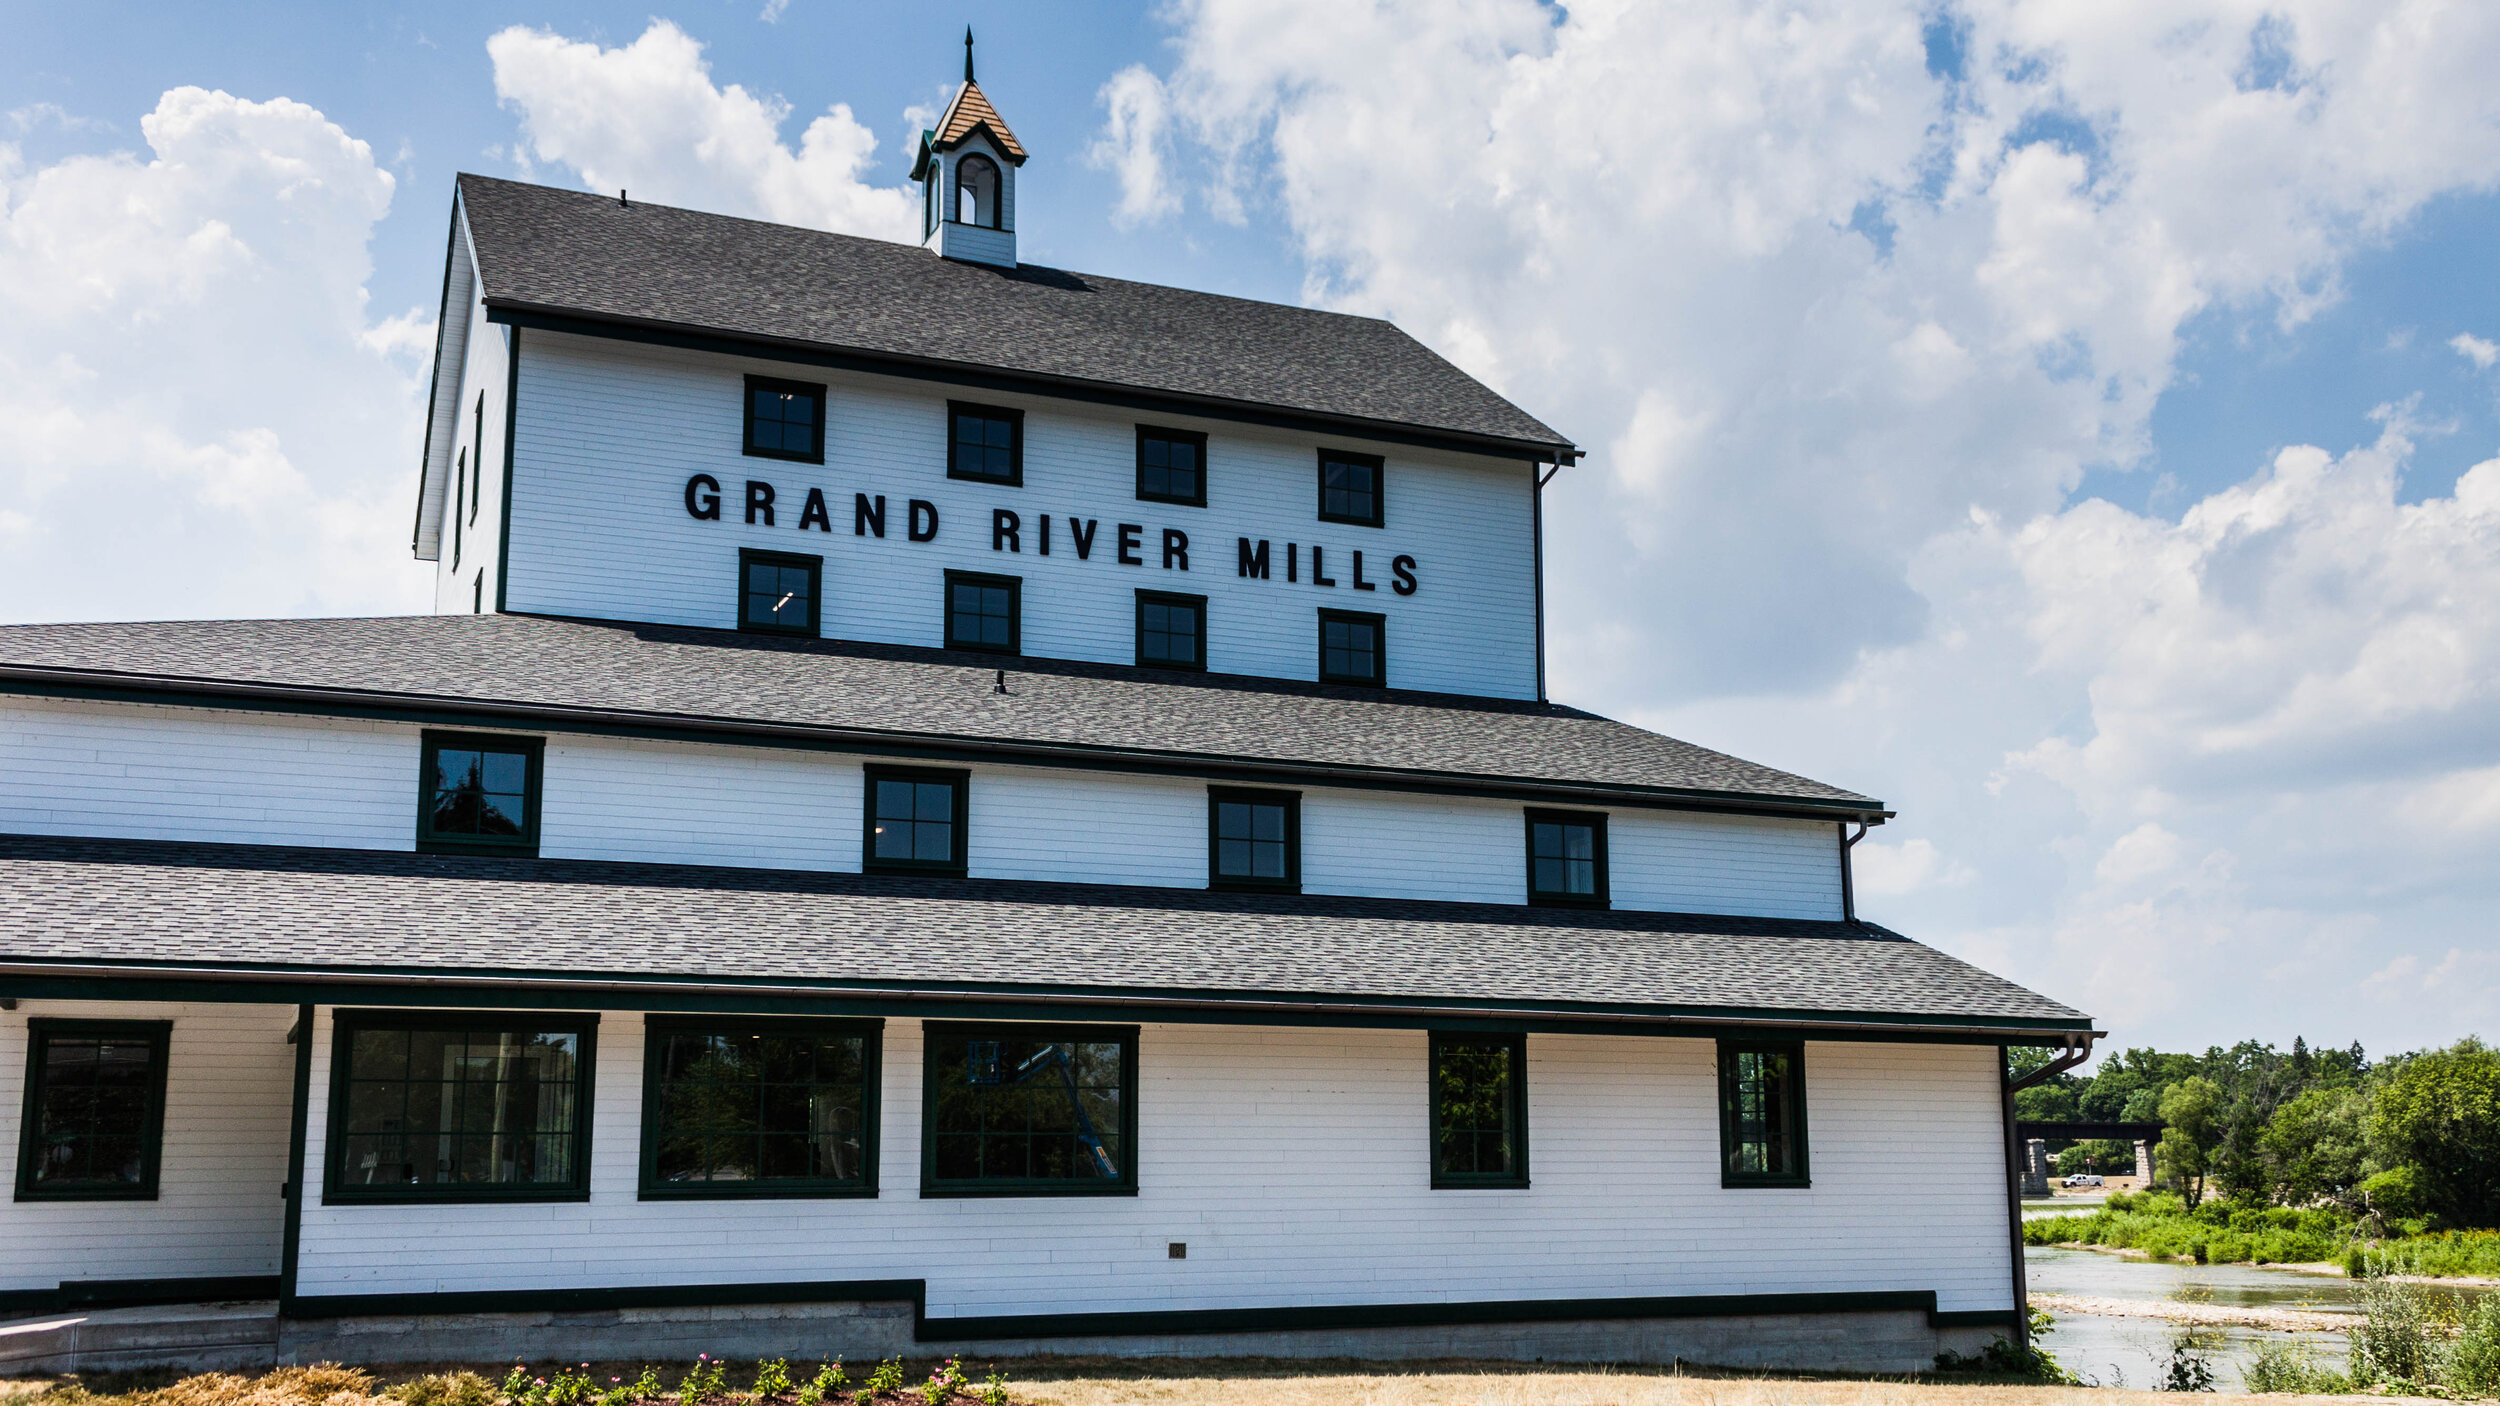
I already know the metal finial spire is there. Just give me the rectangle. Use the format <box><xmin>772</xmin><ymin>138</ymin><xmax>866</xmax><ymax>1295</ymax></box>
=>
<box><xmin>964</xmin><ymin>27</ymin><xmax>975</xmax><ymax>83</ymax></box>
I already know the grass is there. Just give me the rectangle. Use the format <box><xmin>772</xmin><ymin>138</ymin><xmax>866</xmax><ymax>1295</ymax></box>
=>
<box><xmin>2023</xmin><ymin>1191</ymin><xmax>2355</xmax><ymax>1268</ymax></box>
<box><xmin>2353</xmin><ymin>1229</ymin><xmax>2500</xmax><ymax>1280</ymax></box>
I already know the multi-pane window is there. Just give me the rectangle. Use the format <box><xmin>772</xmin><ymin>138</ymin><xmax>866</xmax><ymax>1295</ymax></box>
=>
<box><xmin>641</xmin><ymin>1018</ymin><xmax>879</xmax><ymax>1198</ymax></box>
<box><xmin>1318</xmin><ymin>609</ymin><xmax>1386</xmax><ymax>686</ymax></box>
<box><xmin>14</xmin><ymin>1021</ymin><xmax>170</xmax><ymax>1200</ymax></box>
<box><xmin>1719</xmin><ymin>1040</ymin><xmax>1810</xmax><ymax>1187</ymax></box>
<box><xmin>947</xmin><ymin>402</ymin><xmax>1022</xmax><ymax>485</ymax></box>
<box><xmin>1136</xmin><ymin>427</ymin><xmax>1207</xmax><ymax>507</ymax></box>
<box><xmin>744</xmin><ymin>376</ymin><xmax>826</xmax><ymax>463</ymax></box>
<box><xmin>739</xmin><ymin>549</ymin><xmax>821</xmax><ymax>636</ymax></box>
<box><xmin>416</xmin><ymin>732</ymin><xmax>542</xmax><ymax>855</ymax></box>
<box><xmin>1430</xmin><ymin>1032</ymin><xmax>1528</xmax><ymax>1189</ymax></box>
<box><xmin>1318</xmin><ymin>449</ymin><xmax>1385</xmax><ymax>526</ymax></box>
<box><xmin>923</xmin><ymin>1024</ymin><xmax>1137</xmax><ymax>1195</ymax></box>
<box><xmin>1526</xmin><ymin>809</ymin><xmax>1609</xmax><ymax>907</ymax></box>
<box><xmin>1208</xmin><ymin>787</ymin><xmax>1297</xmax><ymax>890</ymax></box>
<box><xmin>945</xmin><ymin>571</ymin><xmax>1019</xmax><ymax>654</ymax></box>
<box><xmin>327</xmin><ymin>1013</ymin><xmax>593</xmax><ymax>1200</ymax></box>
<box><xmin>1136</xmin><ymin>590</ymin><xmax>1206</xmax><ymax>670</ymax></box>
<box><xmin>864</xmin><ymin>766</ymin><xmax>967</xmax><ymax>875</ymax></box>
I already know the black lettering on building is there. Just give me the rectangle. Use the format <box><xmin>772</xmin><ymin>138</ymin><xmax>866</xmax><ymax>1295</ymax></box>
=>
<box><xmin>1117</xmin><ymin>523</ymin><xmax>1143</xmax><ymax>566</ymax></box>
<box><xmin>1039</xmin><ymin>514</ymin><xmax>1052</xmax><ymax>556</ymax></box>
<box><xmin>854</xmin><ymin>494</ymin><xmax>886</xmax><ymax>537</ymax></box>
<box><xmin>909</xmin><ymin>499</ymin><xmax>940</xmax><ymax>541</ymax></box>
<box><xmin>1392</xmin><ymin>554</ymin><xmax>1418</xmax><ymax>596</ymax></box>
<box><xmin>1350</xmin><ymin>549</ymin><xmax>1374</xmax><ymax>590</ymax></box>
<box><xmin>744</xmin><ymin>480</ymin><xmax>776</xmax><ymax>527</ymax></box>
<box><xmin>993</xmin><ymin>509</ymin><xmax>1021</xmax><ymax>553</ymax></box>
<box><xmin>685</xmin><ymin>474</ymin><xmax>721</xmax><ymax>520</ymax></box>
<box><xmin>1288</xmin><ymin>543</ymin><xmax>1299</xmax><ymax>583</ymax></box>
<box><xmin>1312</xmin><ymin>545</ymin><xmax>1335</xmax><ymax>587</ymax></box>
<box><xmin>1162</xmin><ymin>529</ymin><xmax>1189</xmax><ymax>571</ymax></box>
<box><xmin>798</xmin><ymin>487</ymin><xmax>832</xmax><ymax>533</ymax></box>
<box><xmin>1238</xmin><ymin>538</ymin><xmax>1270</xmax><ymax>579</ymax></box>
<box><xmin>1071</xmin><ymin>518</ymin><xmax>1099</xmax><ymax>559</ymax></box>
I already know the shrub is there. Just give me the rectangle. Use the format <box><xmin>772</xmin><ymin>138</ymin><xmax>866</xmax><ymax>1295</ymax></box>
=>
<box><xmin>865</xmin><ymin>1359</ymin><xmax>905</xmax><ymax>1397</ymax></box>
<box><xmin>976</xmin><ymin>1370</ymin><xmax>1010</xmax><ymax>1406</ymax></box>
<box><xmin>2350</xmin><ymin>1275</ymin><xmax>2440</xmax><ymax>1389</ymax></box>
<box><xmin>1931</xmin><ymin>1307</ymin><xmax>2078</xmax><ymax>1384</ymax></box>
<box><xmin>389</xmin><ymin>1374</ymin><xmax>496</xmax><ymax>1406</ymax></box>
<box><xmin>792</xmin><ymin>1361</ymin><xmax>842</xmax><ymax>1406</ymax></box>
<box><xmin>2242</xmin><ymin>1337</ymin><xmax>2348</xmax><ymax>1395</ymax></box>
<box><xmin>750</xmin><ymin>1361</ymin><xmax>791</xmax><ymax>1400</ymax></box>
<box><xmin>676</xmin><ymin>1357</ymin><xmax>726</xmax><ymax>1406</ymax></box>
<box><xmin>920</xmin><ymin>1359</ymin><xmax>967</xmax><ymax>1405</ymax></box>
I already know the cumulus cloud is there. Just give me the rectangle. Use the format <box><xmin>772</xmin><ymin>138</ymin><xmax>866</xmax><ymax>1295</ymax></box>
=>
<box><xmin>486</xmin><ymin>19</ymin><xmax>918</xmax><ymax>241</ymax></box>
<box><xmin>1090</xmin><ymin>65</ymin><xmax>1181</xmax><ymax>226</ymax></box>
<box><xmin>0</xmin><ymin>88</ymin><xmax>430</xmax><ymax>624</ymax></box>
<box><xmin>2455</xmin><ymin>332</ymin><xmax>2500</xmax><ymax>369</ymax></box>
<box><xmin>1113</xmin><ymin>0</ymin><xmax>2500</xmax><ymax>1049</ymax></box>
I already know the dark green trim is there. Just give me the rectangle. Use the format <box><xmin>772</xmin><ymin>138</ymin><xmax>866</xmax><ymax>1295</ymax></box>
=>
<box><xmin>0</xmin><ymin>1275</ymin><xmax>282</xmax><ymax>1316</ymax></box>
<box><xmin>1316</xmin><ymin>607</ymin><xmax>1387</xmax><ymax>687</ymax></box>
<box><xmin>920</xmin><ymin>1021</ymin><xmax>1139</xmax><ymax>1197</ymax></box>
<box><xmin>637</xmin><ymin>1014</ymin><xmax>882</xmax><ymax>1200</ymax></box>
<box><xmin>0</xmin><ymin>967</ymin><xmax>2096</xmax><ymax>1045</ymax></box>
<box><xmin>941</xmin><ymin>570</ymin><xmax>1021</xmax><ymax>655</ymax></box>
<box><xmin>0</xmin><ymin>670</ymin><xmax>1895</xmax><ymax>826</ymax></box>
<box><xmin>1134</xmin><ymin>589</ymin><xmax>1208</xmax><ymax>672</ymax></box>
<box><xmin>322</xmin><ymin>1008</ymin><xmax>597</xmax><ymax>1205</ymax></box>
<box><xmin>494</xmin><ymin>325</ymin><xmax>519</xmax><ymax>614</ymax></box>
<box><xmin>1317</xmin><ymin>448</ymin><xmax>1387</xmax><ymax>528</ymax></box>
<box><xmin>286</xmin><ymin>1277</ymin><xmax>924</xmax><ymax>1321</ymax></box>
<box><xmin>944</xmin><ymin>401</ymin><xmax>1024</xmax><ymax>488</ymax></box>
<box><xmin>1525</xmin><ymin>808</ymin><xmax>1610</xmax><ymax>909</ymax></box>
<box><xmin>1718</xmin><ymin>1037</ymin><xmax>1811</xmax><ymax>1189</ymax></box>
<box><xmin>1429</xmin><ymin>1029</ymin><xmax>1529</xmax><ymax>1190</ymax></box>
<box><xmin>279</xmin><ymin>1002</ymin><xmax>313</xmax><ymax>1302</ymax></box>
<box><xmin>414</xmin><ymin>730</ymin><xmax>544</xmax><ymax>856</ymax></box>
<box><xmin>741</xmin><ymin>374</ymin><xmax>828</xmax><ymax>465</ymax></box>
<box><xmin>486</xmin><ymin>305</ymin><xmax>1579</xmax><ymax>467</ymax></box>
<box><xmin>737</xmin><ymin>548</ymin><xmax>824</xmax><ymax>637</ymax></box>
<box><xmin>1134</xmin><ymin>426</ymin><xmax>1208</xmax><ymax>509</ymax></box>
<box><xmin>14</xmin><ymin>1018</ymin><xmax>171</xmax><ymax>1201</ymax></box>
<box><xmin>1206</xmin><ymin>785</ymin><xmax>1299</xmax><ymax>892</ymax></box>
<box><xmin>861</xmin><ymin>765</ymin><xmax>970</xmax><ymax>876</ymax></box>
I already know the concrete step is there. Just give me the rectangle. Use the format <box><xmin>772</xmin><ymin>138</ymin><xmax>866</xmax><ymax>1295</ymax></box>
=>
<box><xmin>0</xmin><ymin>1299</ymin><xmax>279</xmax><ymax>1375</ymax></box>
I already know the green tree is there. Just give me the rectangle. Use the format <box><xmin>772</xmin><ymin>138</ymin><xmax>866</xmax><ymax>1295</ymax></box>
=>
<box><xmin>2158</xmin><ymin>1077</ymin><xmax>2225</xmax><ymax>1208</ymax></box>
<box><xmin>2261</xmin><ymin>1086</ymin><xmax>2370</xmax><ymax>1204</ymax></box>
<box><xmin>2369</xmin><ymin>1039</ymin><xmax>2500</xmax><ymax>1228</ymax></box>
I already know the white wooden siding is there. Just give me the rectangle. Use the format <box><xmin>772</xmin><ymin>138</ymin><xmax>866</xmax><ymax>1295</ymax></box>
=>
<box><xmin>0</xmin><ymin>699</ymin><xmax>1844</xmax><ymax>918</ymax></box>
<box><xmin>499</xmin><ymin>332</ymin><xmax>1542</xmax><ymax>699</ymax></box>
<box><xmin>0</xmin><ymin>1001</ymin><xmax>295</xmax><ymax>1290</ymax></box>
<box><xmin>430</xmin><ymin>281</ymin><xmax>511</xmax><ymax>615</ymax></box>
<box><xmin>291</xmin><ymin>1014</ymin><xmax>2013</xmax><ymax>1315</ymax></box>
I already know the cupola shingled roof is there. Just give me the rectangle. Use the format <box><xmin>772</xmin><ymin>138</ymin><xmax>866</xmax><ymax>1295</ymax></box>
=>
<box><xmin>933</xmin><ymin>78</ymin><xmax>1025</xmax><ymax>164</ymax></box>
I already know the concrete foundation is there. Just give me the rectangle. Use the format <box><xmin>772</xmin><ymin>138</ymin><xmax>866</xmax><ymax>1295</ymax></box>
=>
<box><xmin>0</xmin><ymin>1300</ymin><xmax>281</xmax><ymax>1375</ymax></box>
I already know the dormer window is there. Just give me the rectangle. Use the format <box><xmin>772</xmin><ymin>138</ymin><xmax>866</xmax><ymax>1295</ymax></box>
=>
<box><xmin>956</xmin><ymin>154</ymin><xmax>1001</xmax><ymax>230</ymax></box>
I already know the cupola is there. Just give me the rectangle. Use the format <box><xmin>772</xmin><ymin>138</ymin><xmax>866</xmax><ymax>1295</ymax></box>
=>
<box><xmin>912</xmin><ymin>30</ymin><xmax>1027</xmax><ymax>268</ymax></box>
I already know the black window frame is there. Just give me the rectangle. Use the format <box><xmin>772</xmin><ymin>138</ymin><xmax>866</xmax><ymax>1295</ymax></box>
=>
<box><xmin>1524</xmin><ymin>808</ymin><xmax>1611</xmax><ymax>909</ymax></box>
<box><xmin>741</xmin><ymin>374</ymin><xmax>828</xmax><ymax>465</ymax></box>
<box><xmin>322</xmin><ymin>1008</ymin><xmax>599</xmax><ymax>1205</ymax></box>
<box><xmin>637</xmin><ymin>1015</ymin><xmax>883</xmax><ymax>1201</ymax></box>
<box><xmin>1134</xmin><ymin>589</ymin><xmax>1208</xmax><ymax>672</ymax></box>
<box><xmin>1718</xmin><ymin>1038</ymin><xmax>1811</xmax><ymax>1189</ymax></box>
<box><xmin>1206</xmin><ymin>786</ymin><xmax>1300</xmax><ymax>892</ymax></box>
<box><xmin>945</xmin><ymin>401</ymin><xmax>1024</xmax><ymax>487</ymax></box>
<box><xmin>943</xmin><ymin>569</ymin><xmax>1022</xmax><ymax>655</ymax></box>
<box><xmin>1317</xmin><ymin>608</ymin><xmax>1388</xmax><ymax>687</ymax></box>
<box><xmin>1429</xmin><ymin>1030</ymin><xmax>1529</xmax><ymax>1191</ymax></box>
<box><xmin>415</xmin><ymin>730</ymin><xmax>545</xmax><ymax>857</ymax></box>
<box><xmin>14</xmin><ymin>1018</ymin><xmax>172</xmax><ymax>1202</ymax></box>
<box><xmin>919</xmin><ymin>1021</ymin><xmax>1139</xmax><ymax>1199</ymax></box>
<box><xmin>1317</xmin><ymin>448</ymin><xmax>1386</xmax><ymax>528</ymax></box>
<box><xmin>861</xmin><ymin>764</ymin><xmax>970</xmax><ymax>877</ymax></box>
<box><xmin>737</xmin><ymin>547</ymin><xmax>823</xmax><ymax>637</ymax></box>
<box><xmin>1134</xmin><ymin>426</ymin><xmax>1209</xmax><ymax>508</ymax></box>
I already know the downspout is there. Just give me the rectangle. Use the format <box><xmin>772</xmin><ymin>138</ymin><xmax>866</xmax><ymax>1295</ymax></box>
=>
<box><xmin>1839</xmin><ymin>821</ymin><xmax>1869</xmax><ymax>923</ymax></box>
<box><xmin>279</xmin><ymin>1003</ymin><xmax>315</xmax><ymax>1319</ymax></box>
<box><xmin>2001</xmin><ymin>1036</ymin><xmax>2093</xmax><ymax>1351</ymax></box>
<box><xmin>1532</xmin><ymin>459</ymin><xmax>1564</xmax><ymax>704</ymax></box>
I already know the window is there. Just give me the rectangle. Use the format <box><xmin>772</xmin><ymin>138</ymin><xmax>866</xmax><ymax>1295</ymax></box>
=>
<box><xmin>1525</xmin><ymin>809</ymin><xmax>1609</xmax><ymax>907</ymax></box>
<box><xmin>944</xmin><ymin>570</ymin><xmax>1020</xmax><ymax>654</ymax></box>
<box><xmin>1719</xmin><ymin>1040</ymin><xmax>1809</xmax><ymax>1188</ymax></box>
<box><xmin>640</xmin><ymin>1017</ymin><xmax>880</xmax><ymax>1199</ymax></box>
<box><xmin>863</xmin><ymin>765</ymin><xmax>968</xmax><ymax>876</ymax></box>
<box><xmin>1317</xmin><ymin>609</ymin><xmax>1386</xmax><ymax>686</ymax></box>
<box><xmin>922</xmin><ymin>1023</ymin><xmax>1136</xmax><ymax>1196</ymax></box>
<box><xmin>744</xmin><ymin>376</ymin><xmax>826</xmax><ymax>463</ymax></box>
<box><xmin>955</xmin><ymin>153</ymin><xmax>1002</xmax><ymax>230</ymax></box>
<box><xmin>415</xmin><ymin>731</ymin><xmax>543</xmax><ymax>856</ymax></box>
<box><xmin>1135</xmin><ymin>590</ymin><xmax>1206</xmax><ymax>670</ymax></box>
<box><xmin>1207</xmin><ymin>787</ymin><xmax>1298</xmax><ymax>891</ymax></box>
<box><xmin>1430</xmin><ymin>1031</ymin><xmax>1528</xmax><ymax>1189</ymax></box>
<box><xmin>739</xmin><ymin>549</ymin><xmax>821</xmax><ymax>636</ymax></box>
<box><xmin>451</xmin><ymin>450</ymin><xmax>465</xmax><ymax>568</ymax></box>
<box><xmin>325</xmin><ymin>1011</ymin><xmax>595</xmax><ymax>1202</ymax></box>
<box><xmin>1318</xmin><ymin>449</ymin><xmax>1385</xmax><ymax>527</ymax></box>
<box><xmin>1136</xmin><ymin>427</ymin><xmax>1207</xmax><ymax>507</ymax></box>
<box><xmin>947</xmin><ymin>402</ymin><xmax>1022</xmax><ymax>485</ymax></box>
<box><xmin>14</xmin><ymin>1020</ymin><xmax>170</xmax><ymax>1201</ymax></box>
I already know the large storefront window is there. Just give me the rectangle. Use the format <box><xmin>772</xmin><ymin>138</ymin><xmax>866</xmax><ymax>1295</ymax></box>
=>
<box><xmin>641</xmin><ymin>1018</ymin><xmax>879</xmax><ymax>1198</ymax></box>
<box><xmin>327</xmin><ymin>1012</ymin><xmax>593</xmax><ymax>1201</ymax></box>
<box><xmin>922</xmin><ymin>1024</ymin><xmax>1136</xmax><ymax>1196</ymax></box>
<box><xmin>15</xmin><ymin>1020</ymin><xmax>170</xmax><ymax>1201</ymax></box>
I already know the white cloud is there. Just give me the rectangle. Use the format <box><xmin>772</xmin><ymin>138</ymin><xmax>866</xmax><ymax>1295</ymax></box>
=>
<box><xmin>486</xmin><ymin>19</ymin><xmax>918</xmax><ymax>241</ymax></box>
<box><xmin>0</xmin><ymin>88</ymin><xmax>430</xmax><ymax>624</ymax></box>
<box><xmin>2454</xmin><ymin>332</ymin><xmax>2500</xmax><ymax>369</ymax></box>
<box><xmin>1114</xmin><ymin>0</ymin><xmax>2500</xmax><ymax>1050</ymax></box>
<box><xmin>1090</xmin><ymin>65</ymin><xmax>1181</xmax><ymax>226</ymax></box>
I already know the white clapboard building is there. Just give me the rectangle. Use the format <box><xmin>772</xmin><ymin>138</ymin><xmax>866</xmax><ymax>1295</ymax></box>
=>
<box><xmin>0</xmin><ymin>58</ymin><xmax>2095</xmax><ymax>1373</ymax></box>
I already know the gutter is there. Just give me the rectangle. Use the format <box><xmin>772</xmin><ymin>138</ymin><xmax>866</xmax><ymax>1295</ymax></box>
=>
<box><xmin>0</xmin><ymin>663</ymin><xmax>1895</xmax><ymax>825</ymax></box>
<box><xmin>2000</xmin><ymin>1035</ymin><xmax>2095</xmax><ymax>1352</ymax></box>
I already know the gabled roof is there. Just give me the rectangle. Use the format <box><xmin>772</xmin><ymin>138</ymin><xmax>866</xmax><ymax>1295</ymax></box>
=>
<box><xmin>0</xmin><ymin>613</ymin><xmax>1884</xmax><ymax>817</ymax></box>
<box><xmin>451</xmin><ymin>175</ymin><xmax>1575</xmax><ymax>461</ymax></box>
<box><xmin>932</xmin><ymin>79</ymin><xmax>1025</xmax><ymax>164</ymax></box>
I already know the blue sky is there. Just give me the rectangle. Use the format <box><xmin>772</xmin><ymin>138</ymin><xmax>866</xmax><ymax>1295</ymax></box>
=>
<box><xmin>4</xmin><ymin>0</ymin><xmax>2497</xmax><ymax>1062</ymax></box>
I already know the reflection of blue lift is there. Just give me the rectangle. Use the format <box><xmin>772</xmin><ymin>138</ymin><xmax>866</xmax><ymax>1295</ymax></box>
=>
<box><xmin>967</xmin><ymin>1041</ymin><xmax>1118</xmax><ymax>1179</ymax></box>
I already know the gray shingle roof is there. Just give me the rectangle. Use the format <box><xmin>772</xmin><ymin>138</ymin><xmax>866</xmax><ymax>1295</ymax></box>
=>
<box><xmin>0</xmin><ymin>835</ymin><xmax>2090</xmax><ymax>1032</ymax></box>
<box><xmin>0</xmin><ymin>614</ymin><xmax>1881</xmax><ymax>812</ymax></box>
<box><xmin>457</xmin><ymin>175</ymin><xmax>1574</xmax><ymax>457</ymax></box>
